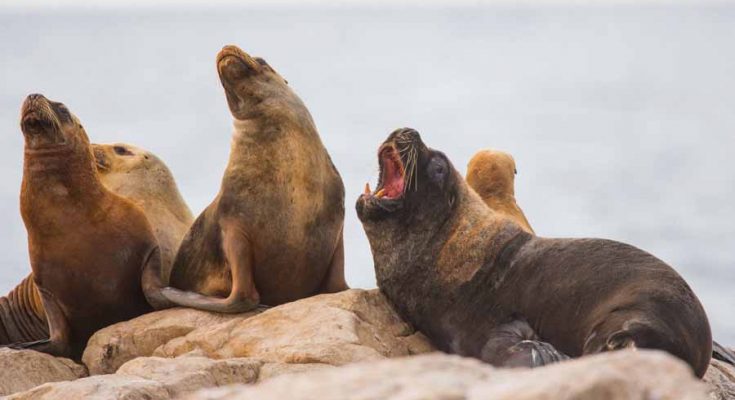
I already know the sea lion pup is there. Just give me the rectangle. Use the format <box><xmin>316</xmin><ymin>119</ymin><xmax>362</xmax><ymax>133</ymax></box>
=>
<box><xmin>466</xmin><ymin>149</ymin><xmax>534</xmax><ymax>234</ymax></box>
<box><xmin>12</xmin><ymin>94</ymin><xmax>167</xmax><ymax>358</ymax></box>
<box><xmin>356</xmin><ymin>127</ymin><xmax>712</xmax><ymax>377</ymax></box>
<box><xmin>93</xmin><ymin>143</ymin><xmax>194</xmax><ymax>281</ymax></box>
<box><xmin>0</xmin><ymin>143</ymin><xmax>192</xmax><ymax>347</ymax></box>
<box><xmin>157</xmin><ymin>45</ymin><xmax>347</xmax><ymax>312</ymax></box>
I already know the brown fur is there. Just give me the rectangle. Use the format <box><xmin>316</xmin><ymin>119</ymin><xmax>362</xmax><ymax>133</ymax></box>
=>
<box><xmin>357</xmin><ymin>128</ymin><xmax>712</xmax><ymax>377</ymax></box>
<box><xmin>466</xmin><ymin>149</ymin><xmax>533</xmax><ymax>234</ymax></box>
<box><xmin>11</xmin><ymin>94</ymin><xmax>163</xmax><ymax>359</ymax></box>
<box><xmin>157</xmin><ymin>45</ymin><xmax>347</xmax><ymax>312</ymax></box>
<box><xmin>0</xmin><ymin>143</ymin><xmax>192</xmax><ymax>346</ymax></box>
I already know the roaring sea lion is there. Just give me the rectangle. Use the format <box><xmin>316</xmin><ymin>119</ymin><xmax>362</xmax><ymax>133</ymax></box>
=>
<box><xmin>356</xmin><ymin>127</ymin><xmax>712</xmax><ymax>377</ymax></box>
<box><xmin>466</xmin><ymin>149</ymin><xmax>533</xmax><ymax>234</ymax></box>
<box><xmin>0</xmin><ymin>143</ymin><xmax>192</xmax><ymax>347</ymax></box>
<box><xmin>11</xmin><ymin>94</ymin><xmax>166</xmax><ymax>358</ymax></box>
<box><xmin>156</xmin><ymin>45</ymin><xmax>347</xmax><ymax>312</ymax></box>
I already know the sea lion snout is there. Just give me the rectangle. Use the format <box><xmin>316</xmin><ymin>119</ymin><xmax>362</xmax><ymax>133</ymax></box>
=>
<box><xmin>216</xmin><ymin>45</ymin><xmax>259</xmax><ymax>82</ymax></box>
<box><xmin>20</xmin><ymin>94</ymin><xmax>66</xmax><ymax>147</ymax></box>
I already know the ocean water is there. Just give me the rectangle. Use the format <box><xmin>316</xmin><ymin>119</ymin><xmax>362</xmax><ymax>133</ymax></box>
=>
<box><xmin>1</xmin><ymin>4</ymin><xmax>734</xmax><ymax>344</ymax></box>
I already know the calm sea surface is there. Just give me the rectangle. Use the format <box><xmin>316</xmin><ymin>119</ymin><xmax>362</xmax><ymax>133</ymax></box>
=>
<box><xmin>1</xmin><ymin>4</ymin><xmax>734</xmax><ymax>343</ymax></box>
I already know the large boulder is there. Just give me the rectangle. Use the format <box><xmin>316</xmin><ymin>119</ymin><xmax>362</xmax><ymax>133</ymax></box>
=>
<box><xmin>704</xmin><ymin>359</ymin><xmax>735</xmax><ymax>400</ymax></box>
<box><xmin>6</xmin><ymin>374</ymin><xmax>168</xmax><ymax>400</ymax></box>
<box><xmin>184</xmin><ymin>351</ymin><xmax>708</xmax><ymax>400</ymax></box>
<box><xmin>8</xmin><ymin>355</ymin><xmax>333</xmax><ymax>400</ymax></box>
<box><xmin>82</xmin><ymin>307</ymin><xmax>252</xmax><ymax>375</ymax></box>
<box><xmin>0</xmin><ymin>348</ymin><xmax>87</xmax><ymax>397</ymax></box>
<box><xmin>154</xmin><ymin>289</ymin><xmax>434</xmax><ymax>365</ymax></box>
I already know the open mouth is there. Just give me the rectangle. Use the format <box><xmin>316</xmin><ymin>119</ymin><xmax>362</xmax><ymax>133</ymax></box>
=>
<box><xmin>364</xmin><ymin>143</ymin><xmax>405</xmax><ymax>201</ymax></box>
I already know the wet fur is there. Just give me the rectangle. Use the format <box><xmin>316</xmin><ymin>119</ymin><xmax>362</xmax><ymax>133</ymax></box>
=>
<box><xmin>358</xmin><ymin>128</ymin><xmax>712</xmax><ymax>377</ymax></box>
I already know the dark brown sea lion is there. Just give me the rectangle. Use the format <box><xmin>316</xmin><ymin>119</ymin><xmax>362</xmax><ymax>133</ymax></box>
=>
<box><xmin>356</xmin><ymin>127</ymin><xmax>712</xmax><ymax>377</ymax></box>
<box><xmin>156</xmin><ymin>45</ymin><xmax>347</xmax><ymax>312</ymax></box>
<box><xmin>10</xmin><ymin>94</ymin><xmax>167</xmax><ymax>359</ymax></box>
<box><xmin>0</xmin><ymin>143</ymin><xmax>193</xmax><ymax>347</ymax></box>
<box><xmin>466</xmin><ymin>149</ymin><xmax>534</xmax><ymax>234</ymax></box>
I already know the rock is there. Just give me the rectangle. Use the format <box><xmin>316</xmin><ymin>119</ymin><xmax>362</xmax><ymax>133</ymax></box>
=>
<box><xmin>704</xmin><ymin>359</ymin><xmax>735</xmax><ymax>400</ymax></box>
<box><xmin>184</xmin><ymin>351</ymin><xmax>708</xmax><ymax>400</ymax></box>
<box><xmin>0</xmin><ymin>348</ymin><xmax>87</xmax><ymax>396</ymax></box>
<box><xmin>155</xmin><ymin>289</ymin><xmax>435</xmax><ymax>365</ymax></box>
<box><xmin>117</xmin><ymin>356</ymin><xmax>262</xmax><ymax>397</ymax></box>
<box><xmin>82</xmin><ymin>307</ymin><xmax>253</xmax><ymax>375</ymax></box>
<box><xmin>6</xmin><ymin>374</ymin><xmax>168</xmax><ymax>400</ymax></box>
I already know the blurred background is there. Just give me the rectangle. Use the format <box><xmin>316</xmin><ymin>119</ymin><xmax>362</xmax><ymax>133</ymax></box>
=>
<box><xmin>1</xmin><ymin>0</ymin><xmax>733</xmax><ymax>343</ymax></box>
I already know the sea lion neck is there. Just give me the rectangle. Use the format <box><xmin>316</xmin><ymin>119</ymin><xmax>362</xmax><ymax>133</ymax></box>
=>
<box><xmin>22</xmin><ymin>142</ymin><xmax>105</xmax><ymax>205</ymax></box>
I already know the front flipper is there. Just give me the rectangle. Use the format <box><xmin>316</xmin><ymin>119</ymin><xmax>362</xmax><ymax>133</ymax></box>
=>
<box><xmin>161</xmin><ymin>219</ymin><xmax>259</xmax><ymax>313</ymax></box>
<box><xmin>480</xmin><ymin>319</ymin><xmax>569</xmax><ymax>368</ymax></box>
<box><xmin>317</xmin><ymin>230</ymin><xmax>349</xmax><ymax>294</ymax></box>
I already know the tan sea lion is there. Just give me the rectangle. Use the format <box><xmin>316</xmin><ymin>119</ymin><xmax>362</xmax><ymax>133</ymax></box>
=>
<box><xmin>356</xmin><ymin>127</ymin><xmax>712</xmax><ymax>377</ymax></box>
<box><xmin>93</xmin><ymin>143</ymin><xmax>194</xmax><ymax>280</ymax></box>
<box><xmin>8</xmin><ymin>94</ymin><xmax>166</xmax><ymax>359</ymax></box>
<box><xmin>155</xmin><ymin>45</ymin><xmax>348</xmax><ymax>312</ymax></box>
<box><xmin>0</xmin><ymin>143</ymin><xmax>193</xmax><ymax>346</ymax></box>
<box><xmin>466</xmin><ymin>149</ymin><xmax>534</xmax><ymax>234</ymax></box>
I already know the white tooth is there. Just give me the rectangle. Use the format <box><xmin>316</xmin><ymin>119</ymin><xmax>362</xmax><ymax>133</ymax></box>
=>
<box><xmin>364</xmin><ymin>182</ymin><xmax>371</xmax><ymax>194</ymax></box>
<box><xmin>376</xmin><ymin>189</ymin><xmax>385</xmax><ymax>198</ymax></box>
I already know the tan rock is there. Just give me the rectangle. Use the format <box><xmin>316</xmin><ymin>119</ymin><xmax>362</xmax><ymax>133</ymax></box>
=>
<box><xmin>155</xmin><ymin>289</ymin><xmax>435</xmax><ymax>365</ymax></box>
<box><xmin>6</xmin><ymin>374</ymin><xmax>168</xmax><ymax>400</ymax></box>
<box><xmin>704</xmin><ymin>359</ymin><xmax>735</xmax><ymax>400</ymax></box>
<box><xmin>117</xmin><ymin>356</ymin><xmax>261</xmax><ymax>397</ymax></box>
<box><xmin>82</xmin><ymin>307</ymin><xmax>253</xmax><ymax>375</ymax></box>
<box><xmin>0</xmin><ymin>348</ymin><xmax>87</xmax><ymax>397</ymax></box>
<box><xmin>183</xmin><ymin>351</ymin><xmax>708</xmax><ymax>400</ymax></box>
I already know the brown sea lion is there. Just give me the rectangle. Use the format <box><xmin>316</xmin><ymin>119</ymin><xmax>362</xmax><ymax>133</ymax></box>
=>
<box><xmin>0</xmin><ymin>143</ymin><xmax>193</xmax><ymax>347</ymax></box>
<box><xmin>466</xmin><ymin>149</ymin><xmax>534</xmax><ymax>234</ymax></box>
<box><xmin>155</xmin><ymin>45</ymin><xmax>347</xmax><ymax>312</ymax></box>
<box><xmin>10</xmin><ymin>94</ymin><xmax>166</xmax><ymax>358</ymax></box>
<box><xmin>356</xmin><ymin>127</ymin><xmax>712</xmax><ymax>377</ymax></box>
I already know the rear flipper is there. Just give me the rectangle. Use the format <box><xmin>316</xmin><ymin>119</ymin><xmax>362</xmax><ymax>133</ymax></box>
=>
<box><xmin>0</xmin><ymin>274</ymin><xmax>49</xmax><ymax>344</ymax></box>
<box><xmin>1</xmin><ymin>287</ymin><xmax>71</xmax><ymax>358</ymax></box>
<box><xmin>480</xmin><ymin>319</ymin><xmax>569</xmax><ymax>368</ymax></box>
<box><xmin>713</xmin><ymin>340</ymin><xmax>735</xmax><ymax>366</ymax></box>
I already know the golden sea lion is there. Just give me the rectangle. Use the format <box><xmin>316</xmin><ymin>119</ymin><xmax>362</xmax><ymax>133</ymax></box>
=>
<box><xmin>93</xmin><ymin>143</ymin><xmax>194</xmax><ymax>280</ymax></box>
<box><xmin>8</xmin><ymin>94</ymin><xmax>166</xmax><ymax>359</ymax></box>
<box><xmin>0</xmin><ymin>143</ymin><xmax>193</xmax><ymax>348</ymax></box>
<box><xmin>357</xmin><ymin>127</ymin><xmax>711</xmax><ymax>377</ymax></box>
<box><xmin>466</xmin><ymin>149</ymin><xmax>533</xmax><ymax>234</ymax></box>
<box><xmin>155</xmin><ymin>45</ymin><xmax>348</xmax><ymax>313</ymax></box>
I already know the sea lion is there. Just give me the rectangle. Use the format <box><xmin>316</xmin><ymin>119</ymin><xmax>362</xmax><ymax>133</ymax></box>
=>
<box><xmin>11</xmin><ymin>94</ymin><xmax>166</xmax><ymax>358</ymax></box>
<box><xmin>93</xmin><ymin>143</ymin><xmax>194</xmax><ymax>281</ymax></box>
<box><xmin>0</xmin><ymin>143</ymin><xmax>193</xmax><ymax>347</ymax></box>
<box><xmin>356</xmin><ymin>127</ymin><xmax>712</xmax><ymax>377</ymax></box>
<box><xmin>466</xmin><ymin>149</ymin><xmax>534</xmax><ymax>234</ymax></box>
<box><xmin>155</xmin><ymin>45</ymin><xmax>347</xmax><ymax>312</ymax></box>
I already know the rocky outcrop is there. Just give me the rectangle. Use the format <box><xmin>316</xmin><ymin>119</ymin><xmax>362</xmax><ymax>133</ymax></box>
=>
<box><xmin>82</xmin><ymin>307</ymin><xmax>253</xmax><ymax>375</ymax></box>
<box><xmin>153</xmin><ymin>289</ymin><xmax>434</xmax><ymax>364</ymax></box>
<box><xmin>184</xmin><ymin>351</ymin><xmax>709</xmax><ymax>400</ymax></box>
<box><xmin>8</xmin><ymin>355</ymin><xmax>333</xmax><ymax>399</ymax></box>
<box><xmin>705</xmin><ymin>359</ymin><xmax>735</xmax><ymax>400</ymax></box>
<box><xmin>0</xmin><ymin>348</ymin><xmax>87</xmax><ymax>396</ymax></box>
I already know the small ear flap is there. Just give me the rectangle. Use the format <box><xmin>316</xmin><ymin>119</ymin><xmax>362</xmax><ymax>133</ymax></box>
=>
<box><xmin>514</xmin><ymin>168</ymin><xmax>518</xmax><ymax>175</ymax></box>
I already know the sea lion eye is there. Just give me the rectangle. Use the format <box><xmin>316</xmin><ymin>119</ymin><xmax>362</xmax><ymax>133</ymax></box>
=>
<box><xmin>114</xmin><ymin>146</ymin><xmax>132</xmax><ymax>156</ymax></box>
<box><xmin>427</xmin><ymin>156</ymin><xmax>448</xmax><ymax>184</ymax></box>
